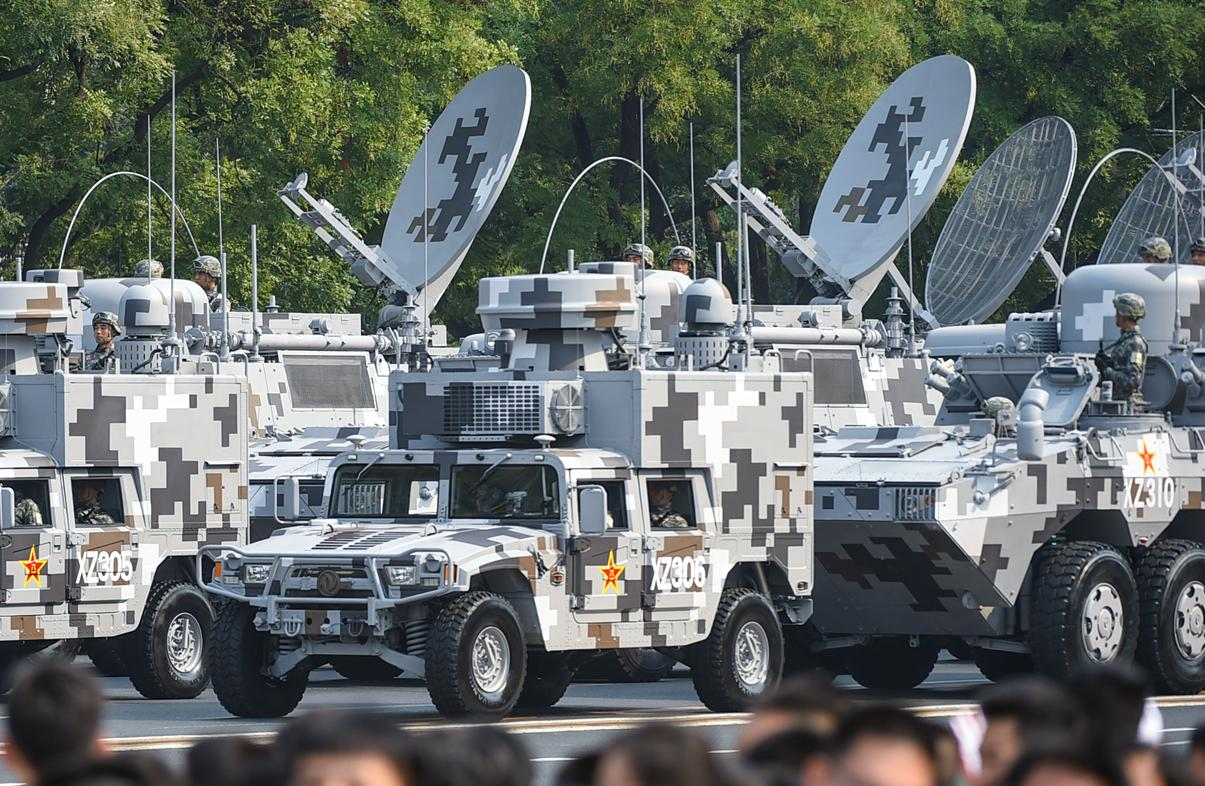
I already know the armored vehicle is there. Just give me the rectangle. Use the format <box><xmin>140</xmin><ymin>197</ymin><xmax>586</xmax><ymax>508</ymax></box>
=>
<box><xmin>0</xmin><ymin>270</ymin><xmax>247</xmax><ymax>697</ymax></box>
<box><xmin>202</xmin><ymin>266</ymin><xmax>814</xmax><ymax>719</ymax></box>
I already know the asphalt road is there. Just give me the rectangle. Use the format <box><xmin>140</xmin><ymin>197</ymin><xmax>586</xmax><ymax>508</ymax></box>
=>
<box><xmin>1</xmin><ymin>659</ymin><xmax>1203</xmax><ymax>785</ymax></box>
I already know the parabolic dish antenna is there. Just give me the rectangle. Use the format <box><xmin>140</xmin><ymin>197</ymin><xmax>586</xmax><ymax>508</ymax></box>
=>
<box><xmin>1097</xmin><ymin>130</ymin><xmax>1205</xmax><ymax>265</ymax></box>
<box><xmin>925</xmin><ymin>116</ymin><xmax>1077</xmax><ymax>325</ymax></box>
<box><xmin>810</xmin><ymin>55</ymin><xmax>975</xmax><ymax>284</ymax></box>
<box><xmin>379</xmin><ymin>65</ymin><xmax>531</xmax><ymax>309</ymax></box>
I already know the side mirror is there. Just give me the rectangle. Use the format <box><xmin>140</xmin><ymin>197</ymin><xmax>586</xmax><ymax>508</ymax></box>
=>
<box><xmin>0</xmin><ymin>487</ymin><xmax>13</xmax><ymax>530</ymax></box>
<box><xmin>282</xmin><ymin>478</ymin><xmax>302</xmax><ymax>521</ymax></box>
<box><xmin>578</xmin><ymin>485</ymin><xmax>607</xmax><ymax>535</ymax></box>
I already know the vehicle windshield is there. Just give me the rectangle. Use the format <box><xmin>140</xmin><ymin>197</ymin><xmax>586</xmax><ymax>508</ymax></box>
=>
<box><xmin>449</xmin><ymin>464</ymin><xmax>562</xmax><ymax>522</ymax></box>
<box><xmin>329</xmin><ymin>464</ymin><xmax>439</xmax><ymax>519</ymax></box>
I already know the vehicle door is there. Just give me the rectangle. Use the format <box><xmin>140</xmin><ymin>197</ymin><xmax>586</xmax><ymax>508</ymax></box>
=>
<box><xmin>0</xmin><ymin>476</ymin><xmax>68</xmax><ymax>611</ymax></box>
<box><xmin>64</xmin><ymin>472</ymin><xmax>138</xmax><ymax>608</ymax></box>
<box><xmin>641</xmin><ymin>471</ymin><xmax>712</xmax><ymax>620</ymax></box>
<box><xmin>568</xmin><ymin>477</ymin><xmax>644</xmax><ymax>626</ymax></box>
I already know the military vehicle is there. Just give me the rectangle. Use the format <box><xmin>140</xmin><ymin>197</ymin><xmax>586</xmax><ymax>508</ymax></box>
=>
<box><xmin>202</xmin><ymin>265</ymin><xmax>815</xmax><ymax>719</ymax></box>
<box><xmin>0</xmin><ymin>269</ymin><xmax>247</xmax><ymax>698</ymax></box>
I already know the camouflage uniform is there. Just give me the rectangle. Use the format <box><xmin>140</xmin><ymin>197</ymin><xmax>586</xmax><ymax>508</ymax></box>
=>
<box><xmin>86</xmin><ymin>311</ymin><xmax>120</xmax><ymax>373</ymax></box>
<box><xmin>193</xmin><ymin>255</ymin><xmax>227</xmax><ymax>312</ymax></box>
<box><xmin>15</xmin><ymin>498</ymin><xmax>41</xmax><ymax>527</ymax></box>
<box><xmin>650</xmin><ymin>502</ymin><xmax>690</xmax><ymax>529</ymax></box>
<box><xmin>74</xmin><ymin>502</ymin><xmax>114</xmax><ymax>526</ymax></box>
<box><xmin>1096</xmin><ymin>293</ymin><xmax>1148</xmax><ymax>403</ymax></box>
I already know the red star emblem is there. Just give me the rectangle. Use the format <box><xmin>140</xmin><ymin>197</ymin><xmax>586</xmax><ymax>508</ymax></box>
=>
<box><xmin>1137</xmin><ymin>440</ymin><xmax>1156</xmax><ymax>475</ymax></box>
<box><xmin>597</xmin><ymin>550</ymin><xmax>625</xmax><ymax>593</ymax></box>
<box><xmin>20</xmin><ymin>546</ymin><xmax>46</xmax><ymax>588</ymax></box>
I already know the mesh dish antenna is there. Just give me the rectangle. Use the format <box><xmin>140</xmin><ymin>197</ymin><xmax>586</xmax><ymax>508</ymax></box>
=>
<box><xmin>279</xmin><ymin>65</ymin><xmax>531</xmax><ymax>315</ymax></box>
<box><xmin>1097</xmin><ymin>130</ymin><xmax>1205</xmax><ymax>265</ymax></box>
<box><xmin>926</xmin><ymin>116</ymin><xmax>1077</xmax><ymax>325</ymax></box>
<box><xmin>810</xmin><ymin>55</ymin><xmax>975</xmax><ymax>289</ymax></box>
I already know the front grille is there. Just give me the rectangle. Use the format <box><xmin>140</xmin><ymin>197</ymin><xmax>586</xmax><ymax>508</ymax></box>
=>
<box><xmin>443</xmin><ymin>382</ymin><xmax>543</xmax><ymax>435</ymax></box>
<box><xmin>283</xmin><ymin>566</ymin><xmax>374</xmax><ymax>598</ymax></box>
<box><xmin>894</xmin><ymin>487</ymin><xmax>938</xmax><ymax>522</ymax></box>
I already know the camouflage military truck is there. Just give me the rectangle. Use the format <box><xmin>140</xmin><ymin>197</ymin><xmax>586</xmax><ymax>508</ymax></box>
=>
<box><xmin>0</xmin><ymin>270</ymin><xmax>247</xmax><ymax>698</ymax></box>
<box><xmin>809</xmin><ymin>262</ymin><xmax>1205</xmax><ymax>694</ymax></box>
<box><xmin>202</xmin><ymin>266</ymin><xmax>814</xmax><ymax>719</ymax></box>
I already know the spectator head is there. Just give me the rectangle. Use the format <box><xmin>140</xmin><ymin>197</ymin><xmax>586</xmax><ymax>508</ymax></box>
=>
<box><xmin>1189</xmin><ymin>726</ymin><xmax>1205</xmax><ymax>784</ymax></box>
<box><xmin>977</xmin><ymin>677</ymin><xmax>1086</xmax><ymax>786</ymax></box>
<box><xmin>276</xmin><ymin>711</ymin><xmax>416</xmax><ymax>786</ymax></box>
<box><xmin>743</xmin><ymin>727</ymin><xmax>831</xmax><ymax>786</ymax></box>
<box><xmin>186</xmin><ymin>738</ymin><xmax>274</xmax><ymax>786</ymax></box>
<box><xmin>6</xmin><ymin>661</ymin><xmax>106</xmax><ymax>784</ymax></box>
<box><xmin>740</xmin><ymin>673</ymin><xmax>851</xmax><ymax>752</ymax></box>
<box><xmin>831</xmin><ymin>706</ymin><xmax>941</xmax><ymax>786</ymax></box>
<box><xmin>1004</xmin><ymin>747</ymin><xmax>1126</xmax><ymax>786</ymax></box>
<box><xmin>593</xmin><ymin>724</ymin><xmax>726</xmax><ymax>786</ymax></box>
<box><xmin>43</xmin><ymin>753</ymin><xmax>177</xmax><ymax>786</ymax></box>
<box><xmin>418</xmin><ymin>728</ymin><xmax>531</xmax><ymax>786</ymax></box>
<box><xmin>1067</xmin><ymin>663</ymin><xmax>1150</xmax><ymax>755</ymax></box>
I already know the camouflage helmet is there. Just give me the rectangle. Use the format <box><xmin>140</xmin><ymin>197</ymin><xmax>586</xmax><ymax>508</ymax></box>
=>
<box><xmin>623</xmin><ymin>243</ymin><xmax>654</xmax><ymax>268</ymax></box>
<box><xmin>193</xmin><ymin>254</ymin><xmax>222</xmax><ymax>278</ymax></box>
<box><xmin>982</xmin><ymin>396</ymin><xmax>1015</xmax><ymax>419</ymax></box>
<box><xmin>668</xmin><ymin>245</ymin><xmax>695</xmax><ymax>263</ymax></box>
<box><xmin>134</xmin><ymin>258</ymin><xmax>163</xmax><ymax>278</ymax></box>
<box><xmin>1191</xmin><ymin>237</ymin><xmax>1205</xmax><ymax>254</ymax></box>
<box><xmin>1138</xmin><ymin>236</ymin><xmax>1172</xmax><ymax>262</ymax></box>
<box><xmin>1113</xmin><ymin>292</ymin><xmax>1146</xmax><ymax>320</ymax></box>
<box><xmin>91</xmin><ymin>311</ymin><xmax>121</xmax><ymax>336</ymax></box>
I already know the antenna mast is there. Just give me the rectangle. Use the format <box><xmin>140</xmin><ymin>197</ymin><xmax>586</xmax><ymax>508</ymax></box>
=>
<box><xmin>146</xmin><ymin>116</ymin><xmax>153</xmax><ymax>275</ymax></box>
<box><xmin>735</xmin><ymin>54</ymin><xmax>745</xmax><ymax>326</ymax></box>
<box><xmin>168</xmin><ymin>71</ymin><xmax>177</xmax><ymax>344</ymax></box>
<box><xmin>217</xmin><ymin>136</ymin><xmax>229</xmax><ymax>363</ymax></box>
<box><xmin>903</xmin><ymin>114</ymin><xmax>916</xmax><ymax>341</ymax></box>
<box><xmin>1172</xmin><ymin>89</ymin><xmax>1182</xmax><ymax>343</ymax></box>
<box><xmin>689</xmin><ymin>121</ymin><xmax>697</xmax><ymax>276</ymax></box>
<box><xmin>637</xmin><ymin>97</ymin><xmax>649</xmax><ymax>362</ymax></box>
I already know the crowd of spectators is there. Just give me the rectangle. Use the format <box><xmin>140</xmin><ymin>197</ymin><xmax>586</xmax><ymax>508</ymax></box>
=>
<box><xmin>6</xmin><ymin>661</ymin><xmax>1205</xmax><ymax>786</ymax></box>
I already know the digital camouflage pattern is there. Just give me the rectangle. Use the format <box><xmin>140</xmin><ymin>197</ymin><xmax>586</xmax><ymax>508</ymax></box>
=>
<box><xmin>1096</xmin><ymin>326</ymin><xmax>1147</xmax><ymax>403</ymax></box>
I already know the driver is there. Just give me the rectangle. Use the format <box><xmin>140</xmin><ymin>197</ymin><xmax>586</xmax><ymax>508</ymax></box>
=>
<box><xmin>74</xmin><ymin>481</ymin><xmax>115</xmax><ymax>526</ymax></box>
<box><xmin>649</xmin><ymin>481</ymin><xmax>690</xmax><ymax>528</ymax></box>
<box><xmin>472</xmin><ymin>485</ymin><xmax>507</xmax><ymax>516</ymax></box>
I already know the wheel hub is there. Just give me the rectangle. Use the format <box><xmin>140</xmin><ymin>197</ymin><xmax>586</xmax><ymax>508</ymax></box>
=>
<box><xmin>471</xmin><ymin>625</ymin><xmax>510</xmax><ymax>698</ymax></box>
<box><xmin>1175</xmin><ymin>581</ymin><xmax>1205</xmax><ymax>660</ymax></box>
<box><xmin>734</xmin><ymin>620</ymin><xmax>770</xmax><ymax>690</ymax></box>
<box><xmin>166</xmin><ymin>612</ymin><xmax>204</xmax><ymax>677</ymax></box>
<box><xmin>1081</xmin><ymin>583</ymin><xmax>1124</xmax><ymax>662</ymax></box>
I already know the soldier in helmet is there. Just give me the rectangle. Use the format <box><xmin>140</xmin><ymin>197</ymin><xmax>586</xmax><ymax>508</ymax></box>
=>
<box><xmin>134</xmin><ymin>258</ymin><xmax>163</xmax><ymax>278</ymax></box>
<box><xmin>73</xmin><ymin>480</ymin><xmax>114</xmax><ymax>526</ymax></box>
<box><xmin>192</xmin><ymin>255</ymin><xmax>227</xmax><ymax>312</ymax></box>
<box><xmin>1138</xmin><ymin>237</ymin><xmax>1172</xmax><ymax>264</ymax></box>
<box><xmin>1095</xmin><ymin>293</ymin><xmax>1148</xmax><ymax>404</ymax></box>
<box><xmin>648</xmin><ymin>481</ymin><xmax>690</xmax><ymax>528</ymax></box>
<box><xmin>1191</xmin><ymin>238</ymin><xmax>1205</xmax><ymax>266</ymax></box>
<box><xmin>86</xmin><ymin>312</ymin><xmax>120</xmax><ymax>373</ymax></box>
<box><xmin>668</xmin><ymin>245</ymin><xmax>695</xmax><ymax>277</ymax></box>
<box><xmin>623</xmin><ymin>243</ymin><xmax>654</xmax><ymax>269</ymax></box>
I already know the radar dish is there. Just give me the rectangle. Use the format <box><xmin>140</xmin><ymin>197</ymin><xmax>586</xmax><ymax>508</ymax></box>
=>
<box><xmin>926</xmin><ymin>116</ymin><xmax>1077</xmax><ymax>325</ymax></box>
<box><xmin>1098</xmin><ymin>130</ymin><xmax>1205</xmax><ymax>265</ymax></box>
<box><xmin>379</xmin><ymin>65</ymin><xmax>531</xmax><ymax>310</ymax></box>
<box><xmin>810</xmin><ymin>55</ymin><xmax>976</xmax><ymax>284</ymax></box>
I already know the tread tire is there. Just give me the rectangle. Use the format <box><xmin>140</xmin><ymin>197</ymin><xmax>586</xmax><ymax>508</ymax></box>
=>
<box><xmin>329</xmin><ymin>657</ymin><xmax>403</xmax><ymax>682</ymax></box>
<box><xmin>1030</xmin><ymin>540</ymin><xmax>1138</xmax><ymax>677</ymax></box>
<box><xmin>691</xmin><ymin>588</ymin><xmax>783</xmax><ymax>711</ymax></box>
<box><xmin>85</xmin><ymin>636</ymin><xmax>130</xmax><ymax>677</ymax></box>
<box><xmin>210</xmin><ymin>601</ymin><xmax>306</xmax><ymax>718</ymax></box>
<box><xmin>609</xmin><ymin>649</ymin><xmax>676</xmax><ymax>682</ymax></box>
<box><xmin>127</xmin><ymin>581</ymin><xmax>212</xmax><ymax>699</ymax></box>
<box><xmin>516</xmin><ymin>652</ymin><xmax>576</xmax><ymax>710</ymax></box>
<box><xmin>846</xmin><ymin>637</ymin><xmax>939</xmax><ymax>690</ymax></box>
<box><xmin>972</xmin><ymin>648</ymin><xmax>1033</xmax><ymax>682</ymax></box>
<box><xmin>1135</xmin><ymin>539</ymin><xmax>1205</xmax><ymax>694</ymax></box>
<box><xmin>425</xmin><ymin>592</ymin><xmax>526</xmax><ymax>720</ymax></box>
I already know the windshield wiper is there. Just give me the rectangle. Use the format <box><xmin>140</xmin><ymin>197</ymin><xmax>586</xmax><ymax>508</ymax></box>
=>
<box><xmin>468</xmin><ymin>452</ymin><xmax>512</xmax><ymax>494</ymax></box>
<box><xmin>354</xmin><ymin>454</ymin><xmax>386</xmax><ymax>482</ymax></box>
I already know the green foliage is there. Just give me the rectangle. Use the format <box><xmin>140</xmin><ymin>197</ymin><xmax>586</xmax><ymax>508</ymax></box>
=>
<box><xmin>1</xmin><ymin>0</ymin><xmax>1203</xmax><ymax>334</ymax></box>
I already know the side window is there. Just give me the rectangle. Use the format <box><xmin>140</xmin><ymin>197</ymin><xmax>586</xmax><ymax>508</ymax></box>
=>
<box><xmin>72</xmin><ymin>478</ymin><xmax>124</xmax><ymax>526</ymax></box>
<box><xmin>587</xmin><ymin>480</ymin><xmax>628</xmax><ymax>530</ymax></box>
<box><xmin>646</xmin><ymin>479</ymin><xmax>696</xmax><ymax>530</ymax></box>
<box><xmin>3</xmin><ymin>480</ymin><xmax>51</xmax><ymax>528</ymax></box>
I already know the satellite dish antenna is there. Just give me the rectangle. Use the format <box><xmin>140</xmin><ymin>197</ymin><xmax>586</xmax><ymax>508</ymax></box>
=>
<box><xmin>278</xmin><ymin>65</ymin><xmax>531</xmax><ymax>316</ymax></box>
<box><xmin>1097</xmin><ymin>130</ymin><xmax>1205</xmax><ymax>265</ymax></box>
<box><xmin>926</xmin><ymin>116</ymin><xmax>1077</xmax><ymax>325</ymax></box>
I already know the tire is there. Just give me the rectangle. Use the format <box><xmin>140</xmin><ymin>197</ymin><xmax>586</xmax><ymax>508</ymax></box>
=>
<box><xmin>85</xmin><ymin>637</ymin><xmax>130</xmax><ymax>677</ymax></box>
<box><xmin>1030</xmin><ymin>541</ymin><xmax>1138</xmax><ymax>677</ymax></box>
<box><xmin>691</xmin><ymin>588</ymin><xmax>783</xmax><ymax>711</ymax></box>
<box><xmin>329</xmin><ymin>656</ymin><xmax>403</xmax><ymax>682</ymax></box>
<box><xmin>610</xmin><ymin>649</ymin><xmax>676</xmax><ymax>682</ymax></box>
<box><xmin>972</xmin><ymin>648</ymin><xmax>1033</xmax><ymax>682</ymax></box>
<box><xmin>127</xmin><ymin>581</ymin><xmax>212</xmax><ymax>699</ymax></box>
<box><xmin>210</xmin><ymin>601</ymin><xmax>306</xmax><ymax>717</ymax></box>
<box><xmin>846</xmin><ymin>637</ymin><xmax>939</xmax><ymax>690</ymax></box>
<box><xmin>425</xmin><ymin>592</ymin><xmax>526</xmax><ymax>719</ymax></box>
<box><xmin>516</xmin><ymin>652</ymin><xmax>576</xmax><ymax>710</ymax></box>
<box><xmin>1135</xmin><ymin>539</ymin><xmax>1205</xmax><ymax>693</ymax></box>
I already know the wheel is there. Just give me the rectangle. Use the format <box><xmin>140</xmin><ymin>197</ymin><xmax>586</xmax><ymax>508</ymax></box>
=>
<box><xmin>210</xmin><ymin>601</ymin><xmax>306</xmax><ymax>717</ymax></box>
<box><xmin>609</xmin><ymin>649</ymin><xmax>675</xmax><ymax>682</ymax></box>
<box><xmin>846</xmin><ymin>637</ymin><xmax>939</xmax><ymax>690</ymax></box>
<box><xmin>1135</xmin><ymin>539</ymin><xmax>1205</xmax><ymax>693</ymax></box>
<box><xmin>126</xmin><ymin>581</ymin><xmax>212</xmax><ymax>699</ymax></box>
<box><xmin>972</xmin><ymin>648</ymin><xmax>1033</xmax><ymax>682</ymax></box>
<box><xmin>85</xmin><ymin>637</ymin><xmax>130</xmax><ymax>677</ymax></box>
<box><xmin>515</xmin><ymin>651</ymin><xmax>576</xmax><ymax>710</ymax></box>
<box><xmin>690</xmin><ymin>588</ymin><xmax>783</xmax><ymax>711</ymax></box>
<box><xmin>329</xmin><ymin>656</ymin><xmax>403</xmax><ymax>681</ymax></box>
<box><xmin>1030</xmin><ymin>540</ymin><xmax>1138</xmax><ymax>677</ymax></box>
<box><xmin>425</xmin><ymin>592</ymin><xmax>526</xmax><ymax>719</ymax></box>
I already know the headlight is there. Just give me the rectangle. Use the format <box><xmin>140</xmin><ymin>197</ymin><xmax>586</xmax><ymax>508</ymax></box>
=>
<box><xmin>386</xmin><ymin>565</ymin><xmax>418</xmax><ymax>586</ymax></box>
<box><xmin>243</xmin><ymin>563</ymin><xmax>272</xmax><ymax>584</ymax></box>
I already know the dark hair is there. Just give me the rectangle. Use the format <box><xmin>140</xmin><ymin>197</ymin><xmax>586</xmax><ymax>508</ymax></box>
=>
<box><xmin>754</xmin><ymin>674</ymin><xmax>851</xmax><ymax>736</ymax></box>
<box><xmin>1190</xmin><ymin>725</ymin><xmax>1205</xmax><ymax>755</ymax></box>
<box><xmin>979</xmin><ymin>677</ymin><xmax>1087</xmax><ymax>750</ymax></box>
<box><xmin>595</xmin><ymin>724</ymin><xmax>726</xmax><ymax>786</ymax></box>
<box><xmin>186</xmin><ymin>738</ymin><xmax>274</xmax><ymax>786</ymax></box>
<box><xmin>419</xmin><ymin>728</ymin><xmax>531</xmax><ymax>786</ymax></box>
<box><xmin>7</xmin><ymin>661</ymin><xmax>104</xmax><ymax>778</ymax></box>
<box><xmin>1067</xmin><ymin>663</ymin><xmax>1150</xmax><ymax>754</ymax></box>
<box><xmin>44</xmin><ymin>752</ymin><xmax>178</xmax><ymax>786</ymax></box>
<box><xmin>744</xmin><ymin>728</ymin><xmax>830</xmax><ymax>786</ymax></box>
<box><xmin>1004</xmin><ymin>746</ymin><xmax>1126</xmax><ymax>786</ymax></box>
<box><xmin>833</xmin><ymin>705</ymin><xmax>939</xmax><ymax>765</ymax></box>
<box><xmin>275</xmin><ymin>710</ymin><xmax>415</xmax><ymax>785</ymax></box>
